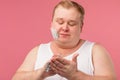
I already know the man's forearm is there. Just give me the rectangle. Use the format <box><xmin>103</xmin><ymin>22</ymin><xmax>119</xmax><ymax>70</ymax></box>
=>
<box><xmin>12</xmin><ymin>70</ymin><xmax>44</xmax><ymax>80</ymax></box>
<box><xmin>88</xmin><ymin>75</ymin><xmax>116</xmax><ymax>80</ymax></box>
<box><xmin>69</xmin><ymin>71</ymin><xmax>116</xmax><ymax>80</ymax></box>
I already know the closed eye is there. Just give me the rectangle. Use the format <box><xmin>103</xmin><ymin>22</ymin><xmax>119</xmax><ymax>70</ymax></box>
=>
<box><xmin>56</xmin><ymin>18</ymin><xmax>64</xmax><ymax>25</ymax></box>
<box><xmin>68</xmin><ymin>21</ymin><xmax>77</xmax><ymax>26</ymax></box>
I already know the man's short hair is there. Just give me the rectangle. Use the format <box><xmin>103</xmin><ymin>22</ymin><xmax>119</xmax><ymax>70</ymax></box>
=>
<box><xmin>52</xmin><ymin>0</ymin><xmax>85</xmax><ymax>21</ymax></box>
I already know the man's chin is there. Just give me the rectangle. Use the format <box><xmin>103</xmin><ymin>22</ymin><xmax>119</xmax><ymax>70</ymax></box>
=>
<box><xmin>58</xmin><ymin>39</ymin><xmax>70</xmax><ymax>43</ymax></box>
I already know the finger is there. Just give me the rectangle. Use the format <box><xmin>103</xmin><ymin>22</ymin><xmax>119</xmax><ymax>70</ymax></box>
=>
<box><xmin>50</xmin><ymin>61</ymin><xmax>65</xmax><ymax>73</ymax></box>
<box><xmin>51</xmin><ymin>59</ymin><xmax>65</xmax><ymax>69</ymax></box>
<box><xmin>51</xmin><ymin>54</ymin><xmax>61</xmax><ymax>61</ymax></box>
<box><xmin>72</xmin><ymin>53</ymin><xmax>79</xmax><ymax>63</ymax></box>
<box><xmin>52</xmin><ymin>54</ymin><xmax>61</xmax><ymax>58</ymax></box>
<box><xmin>50</xmin><ymin>64</ymin><xmax>58</xmax><ymax>73</ymax></box>
<box><xmin>56</xmin><ymin>57</ymin><xmax>70</xmax><ymax>65</ymax></box>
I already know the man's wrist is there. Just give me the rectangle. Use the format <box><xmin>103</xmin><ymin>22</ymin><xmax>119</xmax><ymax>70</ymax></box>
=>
<box><xmin>34</xmin><ymin>69</ymin><xmax>45</xmax><ymax>80</ymax></box>
<box><xmin>67</xmin><ymin>71</ymin><xmax>78</xmax><ymax>80</ymax></box>
<box><xmin>68</xmin><ymin>71</ymin><xmax>92</xmax><ymax>80</ymax></box>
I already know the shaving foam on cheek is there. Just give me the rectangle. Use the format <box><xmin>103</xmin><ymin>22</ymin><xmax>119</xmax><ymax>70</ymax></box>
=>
<box><xmin>51</xmin><ymin>28</ymin><xmax>59</xmax><ymax>39</ymax></box>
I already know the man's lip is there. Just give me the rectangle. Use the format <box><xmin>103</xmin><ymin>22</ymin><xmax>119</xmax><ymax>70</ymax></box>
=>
<box><xmin>60</xmin><ymin>33</ymin><xmax>70</xmax><ymax>36</ymax></box>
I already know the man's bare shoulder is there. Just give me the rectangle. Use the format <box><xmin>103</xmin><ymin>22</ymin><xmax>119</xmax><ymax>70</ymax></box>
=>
<box><xmin>28</xmin><ymin>45</ymin><xmax>40</xmax><ymax>55</ymax></box>
<box><xmin>92</xmin><ymin>43</ymin><xmax>116</xmax><ymax>78</ymax></box>
<box><xmin>92</xmin><ymin>42</ymin><xmax>111</xmax><ymax>62</ymax></box>
<box><xmin>92</xmin><ymin>42</ymin><xmax>108</xmax><ymax>55</ymax></box>
<box><xmin>17</xmin><ymin>44</ymin><xmax>40</xmax><ymax>71</ymax></box>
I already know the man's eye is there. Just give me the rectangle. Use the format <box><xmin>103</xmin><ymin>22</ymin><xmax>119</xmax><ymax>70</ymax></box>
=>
<box><xmin>68</xmin><ymin>22</ymin><xmax>76</xmax><ymax>26</ymax></box>
<box><xmin>57</xmin><ymin>20</ymin><xmax>64</xmax><ymax>24</ymax></box>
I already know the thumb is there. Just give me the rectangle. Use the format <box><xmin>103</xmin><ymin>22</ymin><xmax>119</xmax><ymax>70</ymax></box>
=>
<box><xmin>72</xmin><ymin>53</ymin><xmax>79</xmax><ymax>63</ymax></box>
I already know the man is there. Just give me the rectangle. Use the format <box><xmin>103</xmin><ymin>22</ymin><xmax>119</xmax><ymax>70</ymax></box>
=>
<box><xmin>12</xmin><ymin>0</ymin><xmax>116</xmax><ymax>80</ymax></box>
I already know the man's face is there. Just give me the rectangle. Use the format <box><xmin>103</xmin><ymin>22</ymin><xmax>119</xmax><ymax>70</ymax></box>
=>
<box><xmin>51</xmin><ymin>6</ymin><xmax>83</xmax><ymax>43</ymax></box>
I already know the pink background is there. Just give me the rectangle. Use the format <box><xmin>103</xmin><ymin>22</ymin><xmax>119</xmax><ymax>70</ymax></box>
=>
<box><xmin>0</xmin><ymin>0</ymin><xmax>120</xmax><ymax>80</ymax></box>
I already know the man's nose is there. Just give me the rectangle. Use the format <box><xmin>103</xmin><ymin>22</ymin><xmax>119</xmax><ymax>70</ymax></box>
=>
<box><xmin>62</xmin><ymin>23</ymin><xmax>69</xmax><ymax>31</ymax></box>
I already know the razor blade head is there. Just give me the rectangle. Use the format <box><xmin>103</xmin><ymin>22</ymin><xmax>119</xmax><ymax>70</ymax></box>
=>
<box><xmin>45</xmin><ymin>62</ymin><xmax>50</xmax><ymax>72</ymax></box>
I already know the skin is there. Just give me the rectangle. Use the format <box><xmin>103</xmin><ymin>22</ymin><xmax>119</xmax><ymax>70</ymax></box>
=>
<box><xmin>51</xmin><ymin>6</ymin><xmax>82</xmax><ymax>48</ymax></box>
<box><xmin>12</xmin><ymin>6</ymin><xmax>116</xmax><ymax>80</ymax></box>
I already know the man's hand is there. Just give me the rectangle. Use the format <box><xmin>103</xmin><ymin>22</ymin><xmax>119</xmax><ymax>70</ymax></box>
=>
<box><xmin>37</xmin><ymin>62</ymin><xmax>56</xmax><ymax>79</ymax></box>
<box><xmin>50</xmin><ymin>54</ymin><xmax>79</xmax><ymax>79</ymax></box>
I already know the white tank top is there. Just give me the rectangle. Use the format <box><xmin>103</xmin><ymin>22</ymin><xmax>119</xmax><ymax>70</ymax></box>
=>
<box><xmin>34</xmin><ymin>40</ymin><xmax>95</xmax><ymax>80</ymax></box>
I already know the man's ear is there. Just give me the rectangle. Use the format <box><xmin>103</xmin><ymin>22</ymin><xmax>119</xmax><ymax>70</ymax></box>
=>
<box><xmin>80</xmin><ymin>22</ymin><xmax>84</xmax><ymax>32</ymax></box>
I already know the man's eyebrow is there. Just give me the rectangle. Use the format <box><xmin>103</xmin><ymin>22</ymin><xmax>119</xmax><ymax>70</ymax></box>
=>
<box><xmin>55</xmin><ymin>18</ymin><xmax>78</xmax><ymax>23</ymax></box>
<box><xmin>69</xmin><ymin>20</ymin><xmax>77</xmax><ymax>22</ymax></box>
<box><xmin>56</xmin><ymin>18</ymin><xmax>63</xmax><ymax>20</ymax></box>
